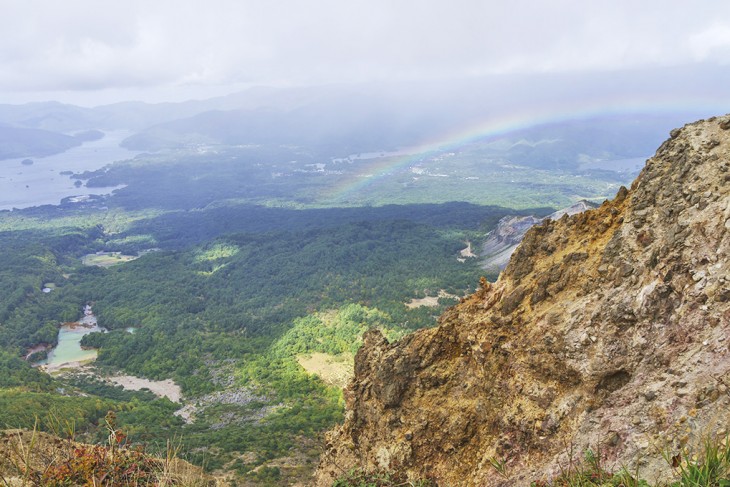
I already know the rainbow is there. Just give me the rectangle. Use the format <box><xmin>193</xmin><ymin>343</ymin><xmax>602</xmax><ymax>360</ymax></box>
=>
<box><xmin>322</xmin><ymin>95</ymin><xmax>723</xmax><ymax>204</ymax></box>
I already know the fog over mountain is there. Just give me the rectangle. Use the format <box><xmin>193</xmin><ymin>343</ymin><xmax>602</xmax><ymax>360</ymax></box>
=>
<box><xmin>0</xmin><ymin>1</ymin><xmax>727</xmax><ymax>163</ymax></box>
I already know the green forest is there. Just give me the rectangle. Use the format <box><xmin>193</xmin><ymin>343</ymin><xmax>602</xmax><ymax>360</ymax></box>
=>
<box><xmin>0</xmin><ymin>197</ymin><xmax>528</xmax><ymax>484</ymax></box>
<box><xmin>0</xmin><ymin>119</ymin><xmax>634</xmax><ymax>483</ymax></box>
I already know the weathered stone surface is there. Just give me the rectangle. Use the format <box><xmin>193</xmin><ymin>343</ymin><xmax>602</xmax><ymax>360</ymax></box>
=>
<box><xmin>315</xmin><ymin>115</ymin><xmax>730</xmax><ymax>486</ymax></box>
<box><xmin>480</xmin><ymin>201</ymin><xmax>597</xmax><ymax>274</ymax></box>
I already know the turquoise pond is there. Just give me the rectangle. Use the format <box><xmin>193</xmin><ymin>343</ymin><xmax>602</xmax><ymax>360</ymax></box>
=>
<box><xmin>38</xmin><ymin>322</ymin><xmax>102</xmax><ymax>367</ymax></box>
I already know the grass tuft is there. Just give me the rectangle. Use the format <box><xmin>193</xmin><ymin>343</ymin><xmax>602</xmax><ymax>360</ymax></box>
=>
<box><xmin>332</xmin><ymin>468</ymin><xmax>435</xmax><ymax>487</ymax></box>
<box><xmin>0</xmin><ymin>411</ymin><xmax>217</xmax><ymax>486</ymax></box>
<box><xmin>532</xmin><ymin>432</ymin><xmax>730</xmax><ymax>487</ymax></box>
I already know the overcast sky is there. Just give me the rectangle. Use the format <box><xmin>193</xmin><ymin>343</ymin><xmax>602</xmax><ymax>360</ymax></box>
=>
<box><xmin>1</xmin><ymin>0</ymin><xmax>729</xmax><ymax>106</ymax></box>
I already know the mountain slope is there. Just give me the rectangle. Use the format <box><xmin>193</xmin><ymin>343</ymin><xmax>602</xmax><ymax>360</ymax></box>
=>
<box><xmin>0</xmin><ymin>125</ymin><xmax>91</xmax><ymax>160</ymax></box>
<box><xmin>118</xmin><ymin>94</ymin><xmax>458</xmax><ymax>155</ymax></box>
<box><xmin>481</xmin><ymin>200</ymin><xmax>598</xmax><ymax>273</ymax></box>
<box><xmin>315</xmin><ymin>115</ymin><xmax>730</xmax><ymax>485</ymax></box>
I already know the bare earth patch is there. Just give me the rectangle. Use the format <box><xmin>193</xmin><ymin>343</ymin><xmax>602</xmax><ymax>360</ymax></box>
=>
<box><xmin>405</xmin><ymin>296</ymin><xmax>440</xmax><ymax>308</ymax></box>
<box><xmin>297</xmin><ymin>353</ymin><xmax>353</xmax><ymax>389</ymax></box>
<box><xmin>459</xmin><ymin>241</ymin><xmax>476</xmax><ymax>258</ymax></box>
<box><xmin>81</xmin><ymin>252</ymin><xmax>138</xmax><ymax>267</ymax></box>
<box><xmin>405</xmin><ymin>289</ymin><xmax>458</xmax><ymax>309</ymax></box>
<box><xmin>108</xmin><ymin>375</ymin><xmax>182</xmax><ymax>403</ymax></box>
<box><xmin>43</xmin><ymin>359</ymin><xmax>97</xmax><ymax>375</ymax></box>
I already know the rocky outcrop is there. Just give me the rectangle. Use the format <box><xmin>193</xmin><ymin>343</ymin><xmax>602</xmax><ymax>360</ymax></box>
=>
<box><xmin>315</xmin><ymin>116</ymin><xmax>730</xmax><ymax>486</ymax></box>
<box><xmin>481</xmin><ymin>201</ymin><xmax>598</xmax><ymax>273</ymax></box>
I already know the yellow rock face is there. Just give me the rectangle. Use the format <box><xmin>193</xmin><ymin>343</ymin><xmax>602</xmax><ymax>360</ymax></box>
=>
<box><xmin>315</xmin><ymin>115</ymin><xmax>730</xmax><ymax>486</ymax></box>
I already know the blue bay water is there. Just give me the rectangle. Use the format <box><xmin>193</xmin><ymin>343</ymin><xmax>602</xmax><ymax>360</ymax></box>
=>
<box><xmin>0</xmin><ymin>130</ymin><xmax>139</xmax><ymax>210</ymax></box>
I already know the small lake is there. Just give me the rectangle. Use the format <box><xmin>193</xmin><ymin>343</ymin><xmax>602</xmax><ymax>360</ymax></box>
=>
<box><xmin>38</xmin><ymin>306</ymin><xmax>104</xmax><ymax>372</ymax></box>
<box><xmin>0</xmin><ymin>130</ymin><xmax>139</xmax><ymax>210</ymax></box>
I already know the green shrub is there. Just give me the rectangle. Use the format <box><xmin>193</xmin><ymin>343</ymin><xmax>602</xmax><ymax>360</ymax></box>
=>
<box><xmin>333</xmin><ymin>468</ymin><xmax>434</xmax><ymax>487</ymax></box>
<box><xmin>532</xmin><ymin>434</ymin><xmax>730</xmax><ymax>487</ymax></box>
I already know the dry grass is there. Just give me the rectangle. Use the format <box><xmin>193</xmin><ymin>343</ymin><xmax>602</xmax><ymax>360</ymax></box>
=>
<box><xmin>297</xmin><ymin>352</ymin><xmax>354</xmax><ymax>389</ymax></box>
<box><xmin>0</xmin><ymin>417</ymin><xmax>224</xmax><ymax>486</ymax></box>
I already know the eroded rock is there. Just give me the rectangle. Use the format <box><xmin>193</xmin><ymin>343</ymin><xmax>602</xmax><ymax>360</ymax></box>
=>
<box><xmin>315</xmin><ymin>115</ymin><xmax>730</xmax><ymax>486</ymax></box>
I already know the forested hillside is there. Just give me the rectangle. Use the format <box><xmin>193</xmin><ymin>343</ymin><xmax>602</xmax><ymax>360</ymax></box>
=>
<box><xmin>0</xmin><ymin>198</ymin><xmax>515</xmax><ymax>484</ymax></box>
<box><xmin>0</xmin><ymin>100</ymin><xmax>676</xmax><ymax>485</ymax></box>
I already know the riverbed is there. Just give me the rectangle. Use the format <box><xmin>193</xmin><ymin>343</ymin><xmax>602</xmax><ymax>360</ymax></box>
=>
<box><xmin>107</xmin><ymin>375</ymin><xmax>182</xmax><ymax>403</ymax></box>
<box><xmin>40</xmin><ymin>350</ymin><xmax>183</xmax><ymax>403</ymax></box>
<box><xmin>36</xmin><ymin>307</ymin><xmax>183</xmax><ymax>402</ymax></box>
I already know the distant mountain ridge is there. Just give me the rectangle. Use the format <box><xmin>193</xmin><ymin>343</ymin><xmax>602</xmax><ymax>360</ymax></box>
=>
<box><xmin>0</xmin><ymin>80</ymin><xmax>709</xmax><ymax>164</ymax></box>
<box><xmin>0</xmin><ymin>126</ymin><xmax>102</xmax><ymax>160</ymax></box>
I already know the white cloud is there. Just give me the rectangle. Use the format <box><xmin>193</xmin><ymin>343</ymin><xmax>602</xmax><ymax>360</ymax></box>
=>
<box><xmin>1</xmin><ymin>0</ymin><xmax>730</xmax><ymax>104</ymax></box>
<box><xmin>690</xmin><ymin>23</ymin><xmax>730</xmax><ymax>61</ymax></box>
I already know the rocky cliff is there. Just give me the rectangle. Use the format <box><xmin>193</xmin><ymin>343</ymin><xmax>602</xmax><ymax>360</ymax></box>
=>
<box><xmin>481</xmin><ymin>201</ymin><xmax>598</xmax><ymax>274</ymax></box>
<box><xmin>315</xmin><ymin>116</ymin><xmax>730</xmax><ymax>486</ymax></box>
